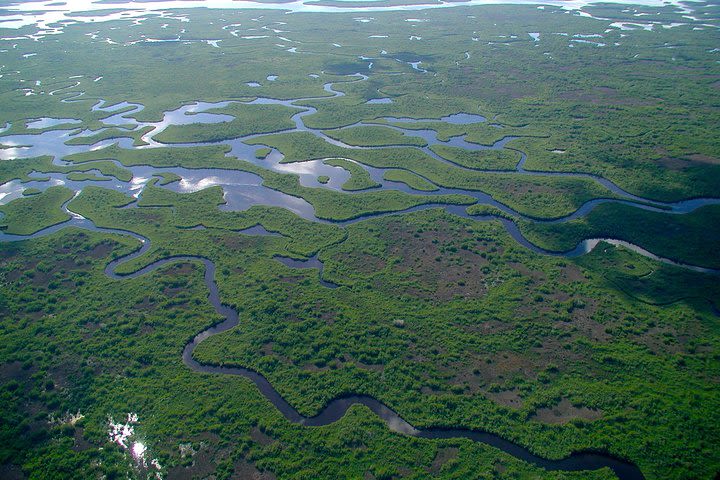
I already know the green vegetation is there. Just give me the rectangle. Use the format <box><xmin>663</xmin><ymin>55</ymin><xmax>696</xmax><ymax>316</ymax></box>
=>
<box><xmin>3</xmin><ymin>199</ymin><xmax>719</xmax><ymax>479</ymax></box>
<box><xmin>64</xmin><ymin>126</ymin><xmax>153</xmax><ymax>146</ymax></box>
<box><xmin>255</xmin><ymin>147</ymin><xmax>272</xmax><ymax>159</ymax></box>
<box><xmin>373</xmin><ymin>118</ymin><xmax>539</xmax><ymax>145</ymax></box>
<box><xmin>465</xmin><ymin>203</ymin><xmax>516</xmax><ymax>220</ymax></box>
<box><xmin>67</xmin><ymin>172</ymin><xmax>111</xmax><ymax>182</ymax></box>
<box><xmin>323</xmin><ymin>125</ymin><xmax>427</xmax><ymax>147</ymax></box>
<box><xmin>154</xmin><ymin>103</ymin><xmax>297</xmax><ymax>143</ymax></box>
<box><xmin>1</xmin><ymin>230</ymin><xmax>624</xmax><ymax>478</ymax></box>
<box><xmin>70</xmin><ymin>184</ymin><xmax>344</xmax><ymax>259</ymax></box>
<box><xmin>317</xmin><ymin>175</ymin><xmax>330</xmax><ymax>184</ymax></box>
<box><xmin>431</xmin><ymin>145</ymin><xmax>521</xmax><ymax>170</ymax></box>
<box><xmin>66</xmin><ymin>144</ymin><xmax>475</xmax><ymax>221</ymax></box>
<box><xmin>1</xmin><ymin>3</ymin><xmax>719</xmax><ymax>479</ymax></box>
<box><xmin>323</xmin><ymin>158</ymin><xmax>379</xmax><ymax>191</ymax></box>
<box><xmin>247</xmin><ymin>131</ymin><xmax>620</xmax><ymax>219</ymax></box>
<box><xmin>383</xmin><ymin>169</ymin><xmax>438</xmax><ymax>191</ymax></box>
<box><xmin>154</xmin><ymin>172</ymin><xmax>182</xmax><ymax>186</ymax></box>
<box><xmin>191</xmin><ymin>208</ymin><xmax>720</xmax><ymax>480</ymax></box>
<box><xmin>65</xmin><ymin>144</ymin><xmax>237</xmax><ymax>170</ymax></box>
<box><xmin>520</xmin><ymin>203</ymin><xmax>720</xmax><ymax>269</ymax></box>
<box><xmin>0</xmin><ymin>156</ymin><xmax>132</xmax><ymax>184</ymax></box>
<box><xmin>0</xmin><ymin>186</ymin><xmax>74</xmax><ymax>234</ymax></box>
<box><xmin>0</xmin><ymin>3</ymin><xmax>716</xmax><ymax>204</ymax></box>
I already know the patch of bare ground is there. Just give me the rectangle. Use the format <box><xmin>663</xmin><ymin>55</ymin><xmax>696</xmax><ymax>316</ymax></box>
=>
<box><xmin>530</xmin><ymin>336</ymin><xmax>588</xmax><ymax>371</ymax></box>
<box><xmin>466</xmin><ymin>351</ymin><xmax>539</xmax><ymax>385</ymax></box>
<box><xmin>0</xmin><ymin>361</ymin><xmax>26</xmax><ymax>382</ymax></box>
<box><xmin>335</xmin><ymin>252</ymin><xmax>386</xmax><ymax>275</ymax></box>
<box><xmin>30</xmin><ymin>258</ymin><xmax>86</xmax><ymax>288</ymax></box>
<box><xmin>531</xmin><ymin>397</ymin><xmax>603</xmax><ymax>424</ymax></box>
<box><xmin>0</xmin><ymin>464</ymin><xmax>24</xmax><ymax>480</ymax></box>
<box><xmin>459</xmin><ymin>319</ymin><xmax>511</xmax><ymax>336</ymax></box>
<box><xmin>221</xmin><ymin>235</ymin><xmax>257</xmax><ymax>250</ymax></box>
<box><xmin>167</xmin><ymin>433</ymin><xmax>229</xmax><ymax>480</ymax></box>
<box><xmin>250</xmin><ymin>427</ymin><xmax>275</xmax><ymax>447</ymax></box>
<box><xmin>684</xmin><ymin>153</ymin><xmax>720</xmax><ymax>165</ymax></box>
<box><xmin>162</xmin><ymin>286</ymin><xmax>185</xmax><ymax>298</ymax></box>
<box><xmin>73</xmin><ymin>428</ymin><xmax>92</xmax><ymax>452</ymax></box>
<box><xmin>261</xmin><ymin>342</ymin><xmax>274</xmax><ymax>356</ymax></box>
<box><xmin>427</xmin><ymin>447</ymin><xmax>459</xmax><ymax>474</ymax></box>
<box><xmin>573</xmin><ymin>316</ymin><xmax>611</xmax><ymax>343</ymax></box>
<box><xmin>635</xmin><ymin>327</ymin><xmax>680</xmax><ymax>355</ymax></box>
<box><xmin>555</xmin><ymin>297</ymin><xmax>611</xmax><ymax>343</ymax></box>
<box><xmin>378</xmin><ymin>219</ymin><xmax>492</xmax><ymax>301</ymax></box>
<box><xmin>550</xmin><ymin>291</ymin><xmax>571</xmax><ymax>302</ymax></box>
<box><xmin>485</xmin><ymin>389</ymin><xmax>523</xmax><ymax>409</ymax></box>
<box><xmin>558</xmin><ymin>87</ymin><xmax>656</xmax><ymax>106</ymax></box>
<box><xmin>451</xmin><ymin>70</ymin><xmax>538</xmax><ymax>101</ymax></box>
<box><xmin>134</xmin><ymin>297</ymin><xmax>157</xmax><ymax>311</ymax></box>
<box><xmin>278</xmin><ymin>275</ymin><xmax>303</xmax><ymax>284</ymax></box>
<box><xmin>405</xmin><ymin>342</ymin><xmax>428</xmax><ymax>363</ymax></box>
<box><xmin>508</xmin><ymin>262</ymin><xmax>546</xmax><ymax>281</ymax></box>
<box><xmin>302</xmin><ymin>362</ymin><xmax>328</xmax><ymax>372</ymax></box>
<box><xmin>320</xmin><ymin>310</ymin><xmax>336</xmax><ymax>325</ymax></box>
<box><xmin>164</xmin><ymin>263</ymin><xmax>196</xmax><ymax>277</ymax></box>
<box><xmin>505</xmin><ymin>182</ymin><xmax>556</xmax><ymax>196</ymax></box>
<box><xmin>233</xmin><ymin>461</ymin><xmax>277</xmax><ymax>480</ymax></box>
<box><xmin>304</xmin><ymin>354</ymin><xmax>384</xmax><ymax>372</ymax></box>
<box><xmin>657</xmin><ymin>156</ymin><xmax>694</xmax><ymax>171</ymax></box>
<box><xmin>48</xmin><ymin>361</ymin><xmax>78</xmax><ymax>390</ymax></box>
<box><xmin>328</xmin><ymin>352</ymin><xmax>386</xmax><ymax>372</ymax></box>
<box><xmin>139</xmin><ymin>323</ymin><xmax>155</xmax><ymax>334</ymax></box>
<box><xmin>635</xmin><ymin>322</ymin><xmax>704</xmax><ymax>356</ymax></box>
<box><xmin>453</xmin><ymin>318</ymin><xmax>600</xmax><ymax>393</ymax></box>
<box><xmin>559</xmin><ymin>263</ymin><xmax>585</xmax><ymax>283</ymax></box>
<box><xmin>515</xmin><ymin>296</ymin><xmax>554</xmax><ymax>318</ymax></box>
<box><xmin>4</xmin><ymin>264</ymin><xmax>25</xmax><ymax>282</ymax></box>
<box><xmin>654</xmin><ymin>147</ymin><xmax>720</xmax><ymax>170</ymax></box>
<box><xmin>167</xmin><ymin>452</ymin><xmax>216</xmax><ymax>480</ymax></box>
<box><xmin>88</xmin><ymin>242</ymin><xmax>113</xmax><ymax>259</ymax></box>
<box><xmin>261</xmin><ymin>343</ymin><xmax>293</xmax><ymax>366</ymax></box>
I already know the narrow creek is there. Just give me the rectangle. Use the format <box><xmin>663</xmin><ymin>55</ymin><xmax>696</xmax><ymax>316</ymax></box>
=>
<box><xmin>2</xmin><ymin>186</ymin><xmax>717</xmax><ymax>479</ymax></box>
<box><xmin>2</xmin><ymin>72</ymin><xmax>719</xmax><ymax>479</ymax></box>
<box><xmin>104</xmin><ymin>238</ymin><xmax>645</xmax><ymax>480</ymax></box>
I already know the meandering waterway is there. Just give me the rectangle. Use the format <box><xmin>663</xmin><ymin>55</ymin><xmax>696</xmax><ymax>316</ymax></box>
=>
<box><xmin>2</xmin><ymin>68</ymin><xmax>719</xmax><ymax>480</ymax></box>
<box><xmin>91</xmin><ymin>221</ymin><xmax>649</xmax><ymax>479</ymax></box>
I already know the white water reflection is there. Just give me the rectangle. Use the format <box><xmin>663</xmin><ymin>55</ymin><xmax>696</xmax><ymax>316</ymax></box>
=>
<box><xmin>581</xmin><ymin>239</ymin><xmax>719</xmax><ymax>274</ymax></box>
<box><xmin>383</xmin><ymin>112</ymin><xmax>486</xmax><ymax>124</ymax></box>
<box><xmin>175</xmin><ymin>172</ymin><xmax>260</xmax><ymax>193</ymax></box>
<box><xmin>0</xmin><ymin>0</ymin><xmax>699</xmax><ymax>34</ymax></box>
<box><xmin>0</xmin><ymin>69</ymin><xmax>718</xmax><ymax>275</ymax></box>
<box><xmin>571</xmin><ymin>39</ymin><xmax>606</xmax><ymax>46</ymax></box>
<box><xmin>107</xmin><ymin>413</ymin><xmax>162</xmax><ymax>479</ymax></box>
<box><xmin>130</xmin><ymin>175</ymin><xmax>151</xmax><ymax>192</ymax></box>
<box><xmin>26</xmin><ymin>117</ymin><xmax>82</xmax><ymax>129</ymax></box>
<box><xmin>365</xmin><ymin>97</ymin><xmax>392</xmax><ymax>104</ymax></box>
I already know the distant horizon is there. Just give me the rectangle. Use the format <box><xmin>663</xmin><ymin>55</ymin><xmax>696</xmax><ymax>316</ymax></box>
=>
<box><xmin>0</xmin><ymin>0</ymin><xmax>701</xmax><ymax>31</ymax></box>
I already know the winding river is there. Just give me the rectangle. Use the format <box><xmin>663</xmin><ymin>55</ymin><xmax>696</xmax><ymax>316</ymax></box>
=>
<box><xmin>2</xmin><ymin>191</ymin><xmax>717</xmax><ymax>477</ymax></box>
<box><xmin>100</xmin><ymin>234</ymin><xmax>644</xmax><ymax>480</ymax></box>
<box><xmin>2</xmin><ymin>72</ymin><xmax>719</xmax><ymax>275</ymax></box>
<box><xmin>2</xmin><ymin>72</ymin><xmax>720</xmax><ymax>479</ymax></box>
